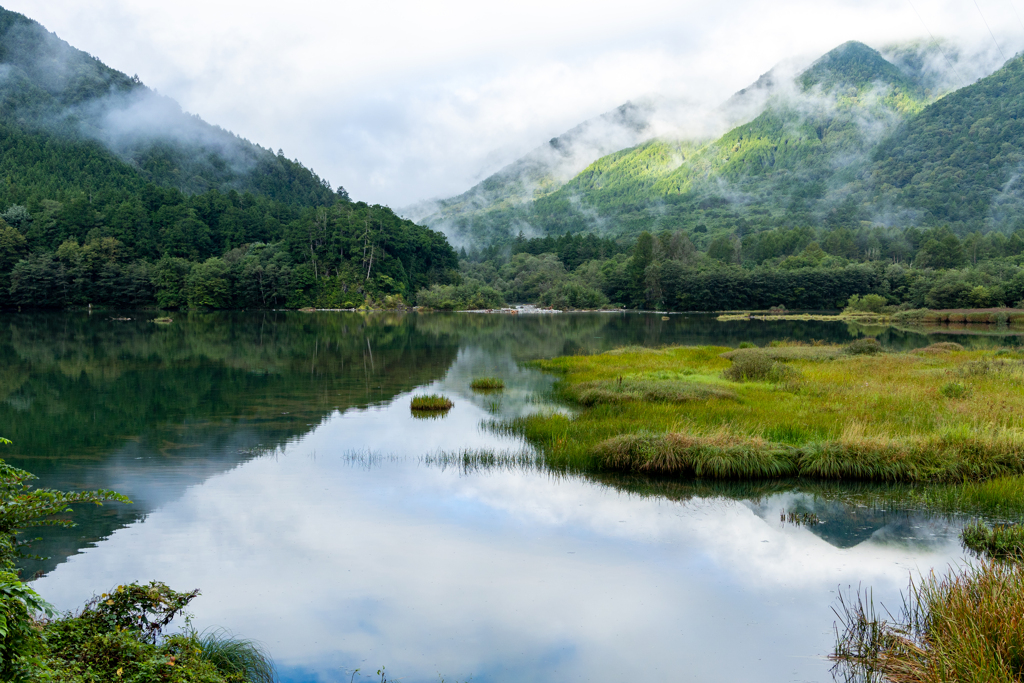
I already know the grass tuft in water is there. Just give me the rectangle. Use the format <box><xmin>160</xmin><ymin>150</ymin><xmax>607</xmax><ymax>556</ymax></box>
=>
<box><xmin>961</xmin><ymin>521</ymin><xmax>1024</xmax><ymax>561</ymax></box>
<box><xmin>410</xmin><ymin>394</ymin><xmax>453</xmax><ymax>411</ymax></box>
<box><xmin>832</xmin><ymin>563</ymin><xmax>1024</xmax><ymax>683</ymax></box>
<box><xmin>423</xmin><ymin>448</ymin><xmax>542</xmax><ymax>474</ymax></box>
<box><xmin>470</xmin><ymin>377</ymin><xmax>505</xmax><ymax>391</ymax></box>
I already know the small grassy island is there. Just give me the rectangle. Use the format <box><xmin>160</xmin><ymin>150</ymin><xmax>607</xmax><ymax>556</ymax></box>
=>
<box><xmin>510</xmin><ymin>340</ymin><xmax>1024</xmax><ymax>483</ymax></box>
<box><xmin>410</xmin><ymin>394</ymin><xmax>454</xmax><ymax>411</ymax></box>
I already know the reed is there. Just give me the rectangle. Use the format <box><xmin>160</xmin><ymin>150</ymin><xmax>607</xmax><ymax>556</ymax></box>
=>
<box><xmin>506</xmin><ymin>343</ymin><xmax>1024</xmax><ymax>482</ymax></box>
<box><xmin>470</xmin><ymin>377</ymin><xmax>505</xmax><ymax>390</ymax></box>
<box><xmin>832</xmin><ymin>562</ymin><xmax>1024</xmax><ymax>683</ymax></box>
<box><xmin>410</xmin><ymin>394</ymin><xmax>453</xmax><ymax>411</ymax></box>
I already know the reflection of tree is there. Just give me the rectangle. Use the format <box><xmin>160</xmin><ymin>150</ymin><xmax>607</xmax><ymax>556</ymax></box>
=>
<box><xmin>1</xmin><ymin>311</ymin><xmax>461</xmax><ymax>577</ymax></box>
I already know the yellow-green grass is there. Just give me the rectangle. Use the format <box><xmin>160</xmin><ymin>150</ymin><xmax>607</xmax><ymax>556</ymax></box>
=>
<box><xmin>508</xmin><ymin>343</ymin><xmax>1024</xmax><ymax>482</ymax></box>
<box><xmin>470</xmin><ymin>377</ymin><xmax>505</xmax><ymax>391</ymax></box>
<box><xmin>832</xmin><ymin>562</ymin><xmax>1024</xmax><ymax>682</ymax></box>
<box><xmin>410</xmin><ymin>394</ymin><xmax>453</xmax><ymax>411</ymax></box>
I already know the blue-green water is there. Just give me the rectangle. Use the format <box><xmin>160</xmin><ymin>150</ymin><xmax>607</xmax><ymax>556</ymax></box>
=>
<box><xmin>0</xmin><ymin>311</ymin><xmax>1009</xmax><ymax>682</ymax></box>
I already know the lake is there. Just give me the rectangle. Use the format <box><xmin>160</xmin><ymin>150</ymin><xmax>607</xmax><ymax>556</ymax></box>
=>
<box><xmin>0</xmin><ymin>311</ymin><xmax>1014</xmax><ymax>682</ymax></box>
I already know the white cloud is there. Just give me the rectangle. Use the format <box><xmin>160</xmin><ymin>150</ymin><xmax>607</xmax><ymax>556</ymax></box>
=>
<box><xmin>5</xmin><ymin>0</ymin><xmax>1024</xmax><ymax>206</ymax></box>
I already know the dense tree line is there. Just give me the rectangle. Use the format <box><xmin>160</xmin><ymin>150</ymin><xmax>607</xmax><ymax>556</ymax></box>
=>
<box><xmin>0</xmin><ymin>189</ymin><xmax>458</xmax><ymax>309</ymax></box>
<box><xmin>420</xmin><ymin>223</ymin><xmax>1024</xmax><ymax>311</ymax></box>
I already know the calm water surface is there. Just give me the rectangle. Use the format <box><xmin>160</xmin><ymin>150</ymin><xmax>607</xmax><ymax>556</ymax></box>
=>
<box><xmin>1</xmin><ymin>312</ymin><xmax>1016</xmax><ymax>682</ymax></box>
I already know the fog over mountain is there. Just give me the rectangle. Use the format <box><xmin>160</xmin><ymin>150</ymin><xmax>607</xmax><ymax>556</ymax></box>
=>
<box><xmin>7</xmin><ymin>0</ymin><xmax>1024</xmax><ymax>209</ymax></box>
<box><xmin>409</xmin><ymin>38</ymin><xmax>1011</xmax><ymax>247</ymax></box>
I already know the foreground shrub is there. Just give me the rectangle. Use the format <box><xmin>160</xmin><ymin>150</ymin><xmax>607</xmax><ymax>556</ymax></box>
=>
<box><xmin>0</xmin><ymin>572</ymin><xmax>53</xmax><ymax>680</ymax></box>
<box><xmin>41</xmin><ymin>582</ymin><xmax>277</xmax><ymax>683</ymax></box>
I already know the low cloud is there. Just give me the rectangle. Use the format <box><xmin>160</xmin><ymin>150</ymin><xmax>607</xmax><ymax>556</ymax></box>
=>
<box><xmin>6</xmin><ymin>0</ymin><xmax>1024</xmax><ymax>208</ymax></box>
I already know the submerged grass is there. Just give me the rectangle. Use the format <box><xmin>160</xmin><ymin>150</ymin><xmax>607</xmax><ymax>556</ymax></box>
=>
<box><xmin>507</xmin><ymin>343</ymin><xmax>1024</xmax><ymax>483</ymax></box>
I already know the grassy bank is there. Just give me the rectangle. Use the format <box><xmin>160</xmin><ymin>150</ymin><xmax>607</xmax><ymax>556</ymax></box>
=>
<box><xmin>718</xmin><ymin>307</ymin><xmax>1024</xmax><ymax>327</ymax></box>
<box><xmin>508</xmin><ymin>342</ymin><xmax>1024</xmax><ymax>482</ymax></box>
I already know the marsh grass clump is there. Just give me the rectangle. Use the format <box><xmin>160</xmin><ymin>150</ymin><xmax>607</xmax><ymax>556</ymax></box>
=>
<box><xmin>912</xmin><ymin>342</ymin><xmax>964</xmax><ymax>355</ymax></box>
<box><xmin>832</xmin><ymin>563</ymin><xmax>1024</xmax><ymax>683</ymax></box>
<box><xmin>844</xmin><ymin>337</ymin><xmax>882</xmax><ymax>355</ymax></box>
<box><xmin>410</xmin><ymin>394</ymin><xmax>453</xmax><ymax>411</ymax></box>
<box><xmin>593</xmin><ymin>432</ymin><xmax>798</xmax><ymax>478</ymax></box>
<box><xmin>722</xmin><ymin>349</ymin><xmax>799</xmax><ymax>382</ymax></box>
<box><xmin>940</xmin><ymin>381</ymin><xmax>971</xmax><ymax>399</ymax></box>
<box><xmin>960</xmin><ymin>521</ymin><xmax>1024</xmax><ymax>561</ymax></box>
<box><xmin>190</xmin><ymin>627</ymin><xmax>276</xmax><ymax>683</ymax></box>
<box><xmin>470</xmin><ymin>377</ymin><xmax>505</xmax><ymax>391</ymax></box>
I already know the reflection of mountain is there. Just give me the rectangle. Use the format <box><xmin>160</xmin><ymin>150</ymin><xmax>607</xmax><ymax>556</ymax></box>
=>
<box><xmin>744</xmin><ymin>493</ymin><xmax>961</xmax><ymax>550</ymax></box>
<box><xmin>590</xmin><ymin>475</ymin><xmax>963</xmax><ymax>551</ymax></box>
<box><xmin>1</xmin><ymin>311</ymin><xmax>461</xmax><ymax>576</ymax></box>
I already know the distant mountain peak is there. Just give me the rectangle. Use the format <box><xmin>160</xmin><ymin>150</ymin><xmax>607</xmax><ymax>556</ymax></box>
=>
<box><xmin>799</xmin><ymin>40</ymin><xmax>918</xmax><ymax>93</ymax></box>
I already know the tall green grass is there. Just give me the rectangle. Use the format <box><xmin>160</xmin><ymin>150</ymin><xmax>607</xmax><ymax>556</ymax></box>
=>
<box><xmin>190</xmin><ymin>628</ymin><xmax>276</xmax><ymax>683</ymax></box>
<box><xmin>832</xmin><ymin>562</ymin><xmax>1024</xmax><ymax>682</ymax></box>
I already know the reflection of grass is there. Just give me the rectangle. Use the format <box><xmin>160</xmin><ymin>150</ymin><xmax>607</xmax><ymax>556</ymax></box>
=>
<box><xmin>423</xmin><ymin>448</ymin><xmax>541</xmax><ymax>473</ymax></box>
<box><xmin>471</xmin><ymin>377</ymin><xmax>505</xmax><ymax>391</ymax></box>
<box><xmin>504</xmin><ymin>343</ymin><xmax>1024</xmax><ymax>482</ymax></box>
<box><xmin>410</xmin><ymin>394</ymin><xmax>453</xmax><ymax>411</ymax></box>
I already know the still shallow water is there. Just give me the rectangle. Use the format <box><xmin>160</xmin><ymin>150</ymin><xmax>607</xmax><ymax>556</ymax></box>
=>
<box><xmin>0</xmin><ymin>311</ymin><xmax>1014</xmax><ymax>682</ymax></box>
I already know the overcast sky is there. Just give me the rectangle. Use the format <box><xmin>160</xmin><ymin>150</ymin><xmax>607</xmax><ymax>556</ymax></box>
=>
<box><xmin>6</xmin><ymin>0</ymin><xmax>1024</xmax><ymax>207</ymax></box>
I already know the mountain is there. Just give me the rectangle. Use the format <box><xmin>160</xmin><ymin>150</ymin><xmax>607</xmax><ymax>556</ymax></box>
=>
<box><xmin>866</xmin><ymin>52</ymin><xmax>1024</xmax><ymax>231</ymax></box>
<box><xmin>0</xmin><ymin>6</ymin><xmax>458</xmax><ymax>310</ymax></box>
<box><xmin>0</xmin><ymin>6</ymin><xmax>335</xmax><ymax>205</ymax></box>
<box><xmin>406</xmin><ymin>65</ymin><xmax>791</xmax><ymax>247</ymax></box>
<box><xmin>422</xmin><ymin>40</ymin><xmax>1007</xmax><ymax>249</ymax></box>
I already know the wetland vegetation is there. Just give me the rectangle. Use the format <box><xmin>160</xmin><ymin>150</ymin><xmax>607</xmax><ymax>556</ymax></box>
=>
<box><xmin>509</xmin><ymin>341</ymin><xmax>1024</xmax><ymax>484</ymax></box>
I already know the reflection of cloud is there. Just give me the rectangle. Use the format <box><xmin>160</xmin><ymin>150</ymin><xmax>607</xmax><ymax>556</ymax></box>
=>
<box><xmin>35</xmin><ymin>397</ymin><xmax>968</xmax><ymax>683</ymax></box>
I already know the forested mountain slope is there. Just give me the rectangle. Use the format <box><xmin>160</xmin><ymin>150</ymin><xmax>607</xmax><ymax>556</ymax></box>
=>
<box><xmin>0</xmin><ymin>5</ymin><xmax>458</xmax><ymax>310</ymax></box>
<box><xmin>0</xmin><ymin>6</ymin><xmax>333</xmax><ymax>204</ymax></box>
<box><xmin>426</xmin><ymin>41</ymin><xmax>1012</xmax><ymax>250</ymax></box>
<box><xmin>866</xmin><ymin>53</ymin><xmax>1024</xmax><ymax>231</ymax></box>
<box><xmin>409</xmin><ymin>59</ymin><xmax>787</xmax><ymax>247</ymax></box>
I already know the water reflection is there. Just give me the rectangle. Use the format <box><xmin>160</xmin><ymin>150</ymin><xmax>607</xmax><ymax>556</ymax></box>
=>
<box><xmin>1</xmin><ymin>311</ymin><xmax>1012</xmax><ymax>682</ymax></box>
<box><xmin>31</xmin><ymin>395</ymin><xmax>968</xmax><ymax>683</ymax></box>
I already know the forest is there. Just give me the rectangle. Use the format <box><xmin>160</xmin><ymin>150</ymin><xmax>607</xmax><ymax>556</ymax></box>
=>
<box><xmin>421</xmin><ymin>224</ymin><xmax>1024</xmax><ymax>311</ymax></box>
<box><xmin>0</xmin><ymin>6</ymin><xmax>458</xmax><ymax>311</ymax></box>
